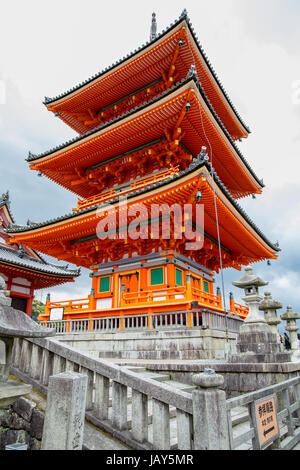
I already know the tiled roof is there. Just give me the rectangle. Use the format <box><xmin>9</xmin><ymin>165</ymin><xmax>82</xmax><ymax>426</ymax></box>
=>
<box><xmin>0</xmin><ymin>245</ymin><xmax>80</xmax><ymax>277</ymax></box>
<box><xmin>9</xmin><ymin>156</ymin><xmax>279</xmax><ymax>253</ymax></box>
<box><xmin>28</xmin><ymin>75</ymin><xmax>263</xmax><ymax>189</ymax></box>
<box><xmin>43</xmin><ymin>10</ymin><xmax>250</xmax><ymax>134</ymax></box>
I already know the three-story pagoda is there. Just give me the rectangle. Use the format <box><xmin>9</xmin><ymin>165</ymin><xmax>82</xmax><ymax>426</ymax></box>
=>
<box><xmin>8</xmin><ymin>11</ymin><xmax>279</xmax><ymax>322</ymax></box>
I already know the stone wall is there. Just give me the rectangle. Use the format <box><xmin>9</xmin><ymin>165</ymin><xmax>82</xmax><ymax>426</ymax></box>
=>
<box><xmin>0</xmin><ymin>397</ymin><xmax>44</xmax><ymax>450</ymax></box>
<box><xmin>58</xmin><ymin>328</ymin><xmax>237</xmax><ymax>361</ymax></box>
<box><xmin>131</xmin><ymin>361</ymin><xmax>300</xmax><ymax>398</ymax></box>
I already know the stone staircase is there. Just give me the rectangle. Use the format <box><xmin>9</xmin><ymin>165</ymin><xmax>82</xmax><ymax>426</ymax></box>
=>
<box><xmin>106</xmin><ymin>364</ymin><xmax>196</xmax><ymax>449</ymax></box>
<box><xmin>115</xmin><ymin>365</ymin><xmax>252</xmax><ymax>450</ymax></box>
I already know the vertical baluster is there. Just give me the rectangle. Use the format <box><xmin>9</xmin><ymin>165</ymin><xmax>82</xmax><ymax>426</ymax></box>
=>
<box><xmin>94</xmin><ymin>374</ymin><xmax>110</xmax><ymax>420</ymax></box>
<box><xmin>29</xmin><ymin>344</ymin><xmax>42</xmax><ymax>380</ymax></box>
<box><xmin>19</xmin><ymin>339</ymin><xmax>32</xmax><ymax>374</ymax></box>
<box><xmin>152</xmin><ymin>399</ymin><xmax>170</xmax><ymax>449</ymax></box>
<box><xmin>294</xmin><ymin>383</ymin><xmax>300</xmax><ymax>421</ymax></box>
<box><xmin>40</xmin><ymin>348</ymin><xmax>51</xmax><ymax>385</ymax></box>
<box><xmin>283</xmin><ymin>388</ymin><xmax>295</xmax><ymax>436</ymax></box>
<box><xmin>52</xmin><ymin>354</ymin><xmax>64</xmax><ymax>375</ymax></box>
<box><xmin>80</xmin><ymin>367</ymin><xmax>94</xmax><ymax>411</ymax></box>
<box><xmin>65</xmin><ymin>359</ymin><xmax>74</xmax><ymax>372</ymax></box>
<box><xmin>176</xmin><ymin>410</ymin><xmax>193</xmax><ymax>450</ymax></box>
<box><xmin>12</xmin><ymin>337</ymin><xmax>21</xmax><ymax>368</ymax></box>
<box><xmin>112</xmin><ymin>381</ymin><xmax>128</xmax><ymax>431</ymax></box>
<box><xmin>131</xmin><ymin>390</ymin><xmax>148</xmax><ymax>443</ymax></box>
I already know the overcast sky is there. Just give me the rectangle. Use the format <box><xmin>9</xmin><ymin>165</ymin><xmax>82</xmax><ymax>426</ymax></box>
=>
<box><xmin>0</xmin><ymin>0</ymin><xmax>299</xmax><ymax>329</ymax></box>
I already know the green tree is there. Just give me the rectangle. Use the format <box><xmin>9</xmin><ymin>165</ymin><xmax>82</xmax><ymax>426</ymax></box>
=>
<box><xmin>31</xmin><ymin>299</ymin><xmax>45</xmax><ymax>320</ymax></box>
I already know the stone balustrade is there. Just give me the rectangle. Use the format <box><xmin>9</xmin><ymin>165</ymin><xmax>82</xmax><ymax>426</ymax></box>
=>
<box><xmin>9</xmin><ymin>335</ymin><xmax>300</xmax><ymax>450</ymax></box>
<box><xmin>11</xmin><ymin>336</ymin><xmax>197</xmax><ymax>450</ymax></box>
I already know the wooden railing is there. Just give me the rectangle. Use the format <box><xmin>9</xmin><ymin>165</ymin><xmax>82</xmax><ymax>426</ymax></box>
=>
<box><xmin>43</xmin><ymin>291</ymin><xmax>248</xmax><ymax>322</ymax></box>
<box><xmin>74</xmin><ymin>166</ymin><xmax>179</xmax><ymax>211</ymax></box>
<box><xmin>230</xmin><ymin>301</ymin><xmax>248</xmax><ymax>319</ymax></box>
<box><xmin>39</xmin><ymin>309</ymin><xmax>244</xmax><ymax>335</ymax></box>
<box><xmin>47</xmin><ymin>297</ymin><xmax>91</xmax><ymax>311</ymax></box>
<box><xmin>123</xmin><ymin>286</ymin><xmax>186</xmax><ymax>305</ymax></box>
<box><xmin>191</xmin><ymin>287</ymin><xmax>222</xmax><ymax>310</ymax></box>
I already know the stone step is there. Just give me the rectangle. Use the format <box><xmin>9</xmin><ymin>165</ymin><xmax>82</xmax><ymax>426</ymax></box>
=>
<box><xmin>123</xmin><ymin>366</ymin><xmax>148</xmax><ymax>373</ymax></box>
<box><xmin>163</xmin><ymin>379</ymin><xmax>196</xmax><ymax>393</ymax></box>
<box><xmin>83</xmin><ymin>421</ymin><xmax>130</xmax><ymax>450</ymax></box>
<box><xmin>231</xmin><ymin>406</ymin><xmax>249</xmax><ymax>427</ymax></box>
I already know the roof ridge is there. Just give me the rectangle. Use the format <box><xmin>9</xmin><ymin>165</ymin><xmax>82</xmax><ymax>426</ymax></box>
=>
<box><xmin>11</xmin><ymin>155</ymin><xmax>278</xmax><ymax>253</ymax></box>
<box><xmin>29</xmin><ymin>75</ymin><xmax>263</xmax><ymax>189</ymax></box>
<box><xmin>42</xmin><ymin>11</ymin><xmax>250</xmax><ymax>134</ymax></box>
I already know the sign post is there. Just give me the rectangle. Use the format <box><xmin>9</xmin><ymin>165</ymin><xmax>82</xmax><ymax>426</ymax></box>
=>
<box><xmin>253</xmin><ymin>395</ymin><xmax>280</xmax><ymax>449</ymax></box>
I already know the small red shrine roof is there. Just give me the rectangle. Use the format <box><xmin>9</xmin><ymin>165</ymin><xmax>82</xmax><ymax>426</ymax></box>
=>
<box><xmin>43</xmin><ymin>11</ymin><xmax>249</xmax><ymax>140</ymax></box>
<box><xmin>0</xmin><ymin>192</ymin><xmax>79</xmax><ymax>286</ymax></box>
<box><xmin>28</xmin><ymin>78</ymin><xmax>263</xmax><ymax>199</ymax></box>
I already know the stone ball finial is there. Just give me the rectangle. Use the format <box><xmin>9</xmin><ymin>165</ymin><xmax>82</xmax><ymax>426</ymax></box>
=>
<box><xmin>192</xmin><ymin>369</ymin><xmax>224</xmax><ymax>389</ymax></box>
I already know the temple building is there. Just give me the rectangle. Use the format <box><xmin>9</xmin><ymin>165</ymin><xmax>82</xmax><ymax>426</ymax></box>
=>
<box><xmin>0</xmin><ymin>192</ymin><xmax>79</xmax><ymax>316</ymax></box>
<box><xmin>7</xmin><ymin>11</ymin><xmax>279</xmax><ymax>323</ymax></box>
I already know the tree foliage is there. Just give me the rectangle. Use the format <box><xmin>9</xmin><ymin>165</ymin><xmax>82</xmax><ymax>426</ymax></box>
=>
<box><xmin>31</xmin><ymin>299</ymin><xmax>45</xmax><ymax>320</ymax></box>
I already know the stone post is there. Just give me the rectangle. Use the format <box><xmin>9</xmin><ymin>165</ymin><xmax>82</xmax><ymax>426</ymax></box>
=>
<box><xmin>192</xmin><ymin>368</ymin><xmax>229</xmax><ymax>450</ymax></box>
<box><xmin>259</xmin><ymin>292</ymin><xmax>282</xmax><ymax>343</ymax></box>
<box><xmin>281</xmin><ymin>306</ymin><xmax>300</xmax><ymax>360</ymax></box>
<box><xmin>41</xmin><ymin>372</ymin><xmax>87</xmax><ymax>450</ymax></box>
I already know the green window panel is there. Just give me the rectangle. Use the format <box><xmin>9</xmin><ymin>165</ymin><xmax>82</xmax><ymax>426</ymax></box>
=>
<box><xmin>175</xmin><ymin>268</ymin><xmax>182</xmax><ymax>286</ymax></box>
<box><xmin>203</xmin><ymin>281</ymin><xmax>209</xmax><ymax>293</ymax></box>
<box><xmin>100</xmin><ymin>276</ymin><xmax>110</xmax><ymax>293</ymax></box>
<box><xmin>151</xmin><ymin>267</ymin><xmax>164</xmax><ymax>286</ymax></box>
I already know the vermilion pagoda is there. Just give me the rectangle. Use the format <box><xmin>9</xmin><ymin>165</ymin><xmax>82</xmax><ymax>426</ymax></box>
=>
<box><xmin>8</xmin><ymin>11</ymin><xmax>279</xmax><ymax>322</ymax></box>
<box><xmin>0</xmin><ymin>192</ymin><xmax>78</xmax><ymax>316</ymax></box>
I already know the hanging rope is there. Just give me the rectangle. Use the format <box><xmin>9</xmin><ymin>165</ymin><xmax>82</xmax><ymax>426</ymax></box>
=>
<box><xmin>198</xmin><ymin>102</ymin><xmax>229</xmax><ymax>341</ymax></box>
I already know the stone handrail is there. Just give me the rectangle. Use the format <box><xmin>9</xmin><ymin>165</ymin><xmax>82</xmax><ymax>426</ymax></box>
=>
<box><xmin>11</xmin><ymin>336</ymin><xmax>194</xmax><ymax>450</ymax></box>
<box><xmin>10</xmin><ymin>335</ymin><xmax>300</xmax><ymax>450</ymax></box>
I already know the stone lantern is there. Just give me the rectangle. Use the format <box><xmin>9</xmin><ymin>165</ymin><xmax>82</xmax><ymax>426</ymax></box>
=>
<box><xmin>232</xmin><ymin>266</ymin><xmax>268</xmax><ymax>323</ymax></box>
<box><xmin>259</xmin><ymin>292</ymin><xmax>282</xmax><ymax>342</ymax></box>
<box><xmin>281</xmin><ymin>306</ymin><xmax>300</xmax><ymax>356</ymax></box>
<box><xmin>229</xmin><ymin>267</ymin><xmax>291</xmax><ymax>363</ymax></box>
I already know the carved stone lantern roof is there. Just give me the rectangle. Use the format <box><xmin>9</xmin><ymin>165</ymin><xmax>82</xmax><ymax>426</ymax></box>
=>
<box><xmin>259</xmin><ymin>291</ymin><xmax>283</xmax><ymax>312</ymax></box>
<box><xmin>281</xmin><ymin>305</ymin><xmax>300</xmax><ymax>322</ymax></box>
<box><xmin>232</xmin><ymin>267</ymin><xmax>268</xmax><ymax>289</ymax></box>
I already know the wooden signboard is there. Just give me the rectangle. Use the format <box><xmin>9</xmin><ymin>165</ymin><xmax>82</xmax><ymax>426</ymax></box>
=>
<box><xmin>49</xmin><ymin>307</ymin><xmax>64</xmax><ymax>321</ymax></box>
<box><xmin>253</xmin><ymin>395</ymin><xmax>279</xmax><ymax>449</ymax></box>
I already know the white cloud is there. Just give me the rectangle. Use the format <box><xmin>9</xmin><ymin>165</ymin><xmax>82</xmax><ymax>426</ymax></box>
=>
<box><xmin>0</xmin><ymin>0</ymin><xmax>299</xmax><ymax>315</ymax></box>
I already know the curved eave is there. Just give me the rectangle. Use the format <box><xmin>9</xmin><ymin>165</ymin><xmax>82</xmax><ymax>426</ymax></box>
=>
<box><xmin>43</xmin><ymin>14</ymin><xmax>249</xmax><ymax>139</ymax></box>
<box><xmin>30</xmin><ymin>79</ymin><xmax>263</xmax><ymax>197</ymax></box>
<box><xmin>8</xmin><ymin>160</ymin><xmax>278</xmax><ymax>259</ymax></box>
<box><xmin>0</xmin><ymin>259</ymin><xmax>78</xmax><ymax>280</ymax></box>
